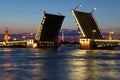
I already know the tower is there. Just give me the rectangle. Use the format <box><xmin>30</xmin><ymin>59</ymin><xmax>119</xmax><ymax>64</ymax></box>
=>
<box><xmin>4</xmin><ymin>27</ymin><xmax>10</xmax><ymax>43</ymax></box>
<box><xmin>108</xmin><ymin>31</ymin><xmax>114</xmax><ymax>40</ymax></box>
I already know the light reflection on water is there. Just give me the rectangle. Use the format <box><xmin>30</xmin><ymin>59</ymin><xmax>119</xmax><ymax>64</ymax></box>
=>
<box><xmin>0</xmin><ymin>47</ymin><xmax>120</xmax><ymax>80</ymax></box>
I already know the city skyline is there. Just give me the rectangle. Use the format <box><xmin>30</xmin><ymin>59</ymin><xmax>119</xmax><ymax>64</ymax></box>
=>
<box><xmin>0</xmin><ymin>0</ymin><xmax>120</xmax><ymax>34</ymax></box>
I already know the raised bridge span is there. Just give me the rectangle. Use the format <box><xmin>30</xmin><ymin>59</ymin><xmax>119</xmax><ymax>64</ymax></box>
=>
<box><xmin>35</xmin><ymin>12</ymin><xmax>65</xmax><ymax>48</ymax></box>
<box><xmin>72</xmin><ymin>10</ymin><xmax>120</xmax><ymax>49</ymax></box>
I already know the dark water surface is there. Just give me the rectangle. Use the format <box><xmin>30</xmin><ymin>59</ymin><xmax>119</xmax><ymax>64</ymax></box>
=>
<box><xmin>0</xmin><ymin>46</ymin><xmax>120</xmax><ymax>80</ymax></box>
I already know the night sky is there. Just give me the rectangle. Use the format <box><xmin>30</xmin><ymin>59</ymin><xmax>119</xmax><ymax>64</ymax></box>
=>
<box><xmin>0</xmin><ymin>0</ymin><xmax>120</xmax><ymax>34</ymax></box>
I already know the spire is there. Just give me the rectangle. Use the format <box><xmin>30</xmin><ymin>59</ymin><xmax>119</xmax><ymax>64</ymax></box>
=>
<box><xmin>108</xmin><ymin>28</ymin><xmax>114</xmax><ymax>40</ymax></box>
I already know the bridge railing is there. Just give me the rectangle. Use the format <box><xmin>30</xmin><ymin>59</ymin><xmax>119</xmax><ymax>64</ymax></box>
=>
<box><xmin>94</xmin><ymin>39</ymin><xmax>120</xmax><ymax>42</ymax></box>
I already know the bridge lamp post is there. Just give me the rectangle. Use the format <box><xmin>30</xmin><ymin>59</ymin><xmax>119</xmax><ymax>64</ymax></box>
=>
<box><xmin>57</xmin><ymin>12</ymin><xmax>63</xmax><ymax>16</ymax></box>
<box><xmin>91</xmin><ymin>7</ymin><xmax>97</xmax><ymax>13</ymax></box>
<box><xmin>40</xmin><ymin>9</ymin><xmax>46</xmax><ymax>14</ymax></box>
<box><xmin>74</xmin><ymin>3</ymin><xmax>82</xmax><ymax>10</ymax></box>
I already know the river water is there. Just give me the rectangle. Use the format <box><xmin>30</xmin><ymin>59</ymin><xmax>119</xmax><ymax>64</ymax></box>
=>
<box><xmin>0</xmin><ymin>46</ymin><xmax>120</xmax><ymax>80</ymax></box>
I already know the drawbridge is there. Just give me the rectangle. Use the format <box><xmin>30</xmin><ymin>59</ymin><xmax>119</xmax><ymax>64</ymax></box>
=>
<box><xmin>0</xmin><ymin>12</ymin><xmax>65</xmax><ymax>48</ymax></box>
<box><xmin>72</xmin><ymin>10</ymin><xmax>120</xmax><ymax>49</ymax></box>
<box><xmin>35</xmin><ymin>12</ymin><xmax>65</xmax><ymax>48</ymax></box>
<box><xmin>72</xmin><ymin>10</ymin><xmax>103</xmax><ymax>39</ymax></box>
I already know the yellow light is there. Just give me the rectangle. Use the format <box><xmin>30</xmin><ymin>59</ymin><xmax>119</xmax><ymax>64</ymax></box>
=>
<box><xmin>33</xmin><ymin>43</ymin><xmax>37</xmax><ymax>48</ymax></box>
<box><xmin>92</xmin><ymin>29</ymin><xmax>96</xmax><ymax>32</ymax></box>
<box><xmin>13</xmin><ymin>38</ymin><xmax>17</xmax><ymax>40</ymax></box>
<box><xmin>72</xmin><ymin>10</ymin><xmax>86</xmax><ymax>37</ymax></box>
<box><xmin>30</xmin><ymin>32</ymin><xmax>33</xmax><ymax>35</ymax></box>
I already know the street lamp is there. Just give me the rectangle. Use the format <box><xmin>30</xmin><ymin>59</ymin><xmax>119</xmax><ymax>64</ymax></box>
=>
<box><xmin>74</xmin><ymin>3</ymin><xmax>82</xmax><ymax>10</ymax></box>
<box><xmin>91</xmin><ymin>7</ymin><xmax>97</xmax><ymax>13</ymax></box>
<box><xmin>57</xmin><ymin>12</ymin><xmax>63</xmax><ymax>16</ymax></box>
<box><xmin>40</xmin><ymin>9</ymin><xmax>46</xmax><ymax>14</ymax></box>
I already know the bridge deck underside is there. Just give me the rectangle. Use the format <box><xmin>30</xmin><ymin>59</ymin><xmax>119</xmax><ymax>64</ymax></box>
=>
<box><xmin>35</xmin><ymin>13</ymin><xmax>65</xmax><ymax>42</ymax></box>
<box><xmin>35</xmin><ymin>13</ymin><xmax>65</xmax><ymax>48</ymax></box>
<box><xmin>72</xmin><ymin>10</ymin><xmax>103</xmax><ymax>39</ymax></box>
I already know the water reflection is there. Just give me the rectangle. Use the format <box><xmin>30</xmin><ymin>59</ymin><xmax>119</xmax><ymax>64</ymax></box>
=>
<box><xmin>67</xmin><ymin>50</ymin><xmax>87</xmax><ymax>80</ymax></box>
<box><xmin>0</xmin><ymin>48</ymin><xmax>13</xmax><ymax>80</ymax></box>
<box><xmin>67</xmin><ymin>50</ymin><xmax>120</xmax><ymax>80</ymax></box>
<box><xmin>0</xmin><ymin>48</ymin><xmax>120</xmax><ymax>80</ymax></box>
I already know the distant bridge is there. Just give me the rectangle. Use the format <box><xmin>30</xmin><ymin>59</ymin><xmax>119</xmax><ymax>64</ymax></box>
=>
<box><xmin>0</xmin><ymin>12</ymin><xmax>65</xmax><ymax>48</ymax></box>
<box><xmin>0</xmin><ymin>41</ymin><xmax>27</xmax><ymax>48</ymax></box>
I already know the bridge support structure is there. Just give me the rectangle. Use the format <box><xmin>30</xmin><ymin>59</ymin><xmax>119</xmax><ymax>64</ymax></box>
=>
<box><xmin>80</xmin><ymin>38</ymin><xmax>94</xmax><ymax>49</ymax></box>
<box><xmin>94</xmin><ymin>40</ymin><xmax>120</xmax><ymax>49</ymax></box>
<box><xmin>80</xmin><ymin>39</ymin><xmax>120</xmax><ymax>49</ymax></box>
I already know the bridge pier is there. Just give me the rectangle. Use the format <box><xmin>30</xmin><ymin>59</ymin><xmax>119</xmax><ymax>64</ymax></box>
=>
<box><xmin>80</xmin><ymin>38</ymin><xmax>94</xmax><ymax>49</ymax></box>
<box><xmin>80</xmin><ymin>39</ymin><xmax>120</xmax><ymax>50</ymax></box>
